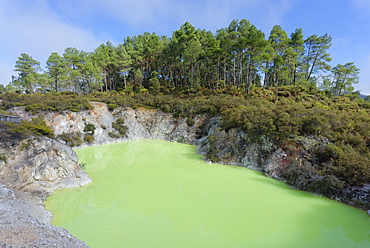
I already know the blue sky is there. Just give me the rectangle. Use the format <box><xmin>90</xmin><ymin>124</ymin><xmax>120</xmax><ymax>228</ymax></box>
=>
<box><xmin>1</xmin><ymin>0</ymin><xmax>370</xmax><ymax>94</ymax></box>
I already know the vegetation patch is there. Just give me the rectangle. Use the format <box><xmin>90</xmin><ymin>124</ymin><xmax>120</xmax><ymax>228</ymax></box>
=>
<box><xmin>0</xmin><ymin>118</ymin><xmax>53</xmax><ymax>146</ymax></box>
<box><xmin>83</xmin><ymin>123</ymin><xmax>96</xmax><ymax>135</ymax></box>
<box><xmin>83</xmin><ymin>134</ymin><xmax>94</xmax><ymax>143</ymax></box>
<box><xmin>111</xmin><ymin>118</ymin><xmax>128</xmax><ymax>138</ymax></box>
<box><xmin>57</xmin><ymin>132</ymin><xmax>83</xmax><ymax>147</ymax></box>
<box><xmin>0</xmin><ymin>155</ymin><xmax>7</xmax><ymax>163</ymax></box>
<box><xmin>1</xmin><ymin>92</ymin><xmax>91</xmax><ymax>114</ymax></box>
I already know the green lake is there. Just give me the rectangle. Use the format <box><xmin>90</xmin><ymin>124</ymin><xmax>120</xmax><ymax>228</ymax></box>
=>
<box><xmin>45</xmin><ymin>140</ymin><xmax>370</xmax><ymax>248</ymax></box>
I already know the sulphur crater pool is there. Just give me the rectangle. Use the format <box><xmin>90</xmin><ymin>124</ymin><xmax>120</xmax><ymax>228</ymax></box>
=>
<box><xmin>45</xmin><ymin>140</ymin><xmax>370</xmax><ymax>248</ymax></box>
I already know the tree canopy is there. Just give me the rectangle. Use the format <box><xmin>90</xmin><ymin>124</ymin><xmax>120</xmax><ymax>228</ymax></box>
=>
<box><xmin>7</xmin><ymin>19</ymin><xmax>359</xmax><ymax>95</ymax></box>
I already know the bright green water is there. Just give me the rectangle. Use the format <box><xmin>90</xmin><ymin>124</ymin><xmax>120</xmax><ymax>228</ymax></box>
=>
<box><xmin>45</xmin><ymin>140</ymin><xmax>370</xmax><ymax>248</ymax></box>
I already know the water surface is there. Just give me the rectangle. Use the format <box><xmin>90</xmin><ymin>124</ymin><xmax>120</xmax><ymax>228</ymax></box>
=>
<box><xmin>46</xmin><ymin>140</ymin><xmax>370</xmax><ymax>248</ymax></box>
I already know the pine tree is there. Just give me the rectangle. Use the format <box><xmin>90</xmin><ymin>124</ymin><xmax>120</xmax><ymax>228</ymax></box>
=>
<box><xmin>303</xmin><ymin>34</ymin><xmax>332</xmax><ymax>82</ymax></box>
<box><xmin>330</xmin><ymin>62</ymin><xmax>359</xmax><ymax>96</ymax></box>
<box><xmin>46</xmin><ymin>52</ymin><xmax>68</xmax><ymax>92</ymax></box>
<box><xmin>289</xmin><ymin>28</ymin><xmax>305</xmax><ymax>85</ymax></box>
<box><xmin>14</xmin><ymin>53</ymin><xmax>41</xmax><ymax>93</ymax></box>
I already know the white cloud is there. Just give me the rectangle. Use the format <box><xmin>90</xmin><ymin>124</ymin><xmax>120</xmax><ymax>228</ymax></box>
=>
<box><xmin>0</xmin><ymin>0</ymin><xmax>107</xmax><ymax>85</ymax></box>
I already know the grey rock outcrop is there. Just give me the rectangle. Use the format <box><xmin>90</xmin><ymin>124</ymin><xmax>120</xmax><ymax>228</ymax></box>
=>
<box><xmin>0</xmin><ymin>136</ymin><xmax>91</xmax><ymax>197</ymax></box>
<box><xmin>44</xmin><ymin>102</ymin><xmax>204</xmax><ymax>146</ymax></box>
<box><xmin>195</xmin><ymin>117</ymin><xmax>276</xmax><ymax>172</ymax></box>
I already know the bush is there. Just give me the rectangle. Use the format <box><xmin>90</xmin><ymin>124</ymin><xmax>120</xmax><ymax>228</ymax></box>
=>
<box><xmin>83</xmin><ymin>123</ymin><xmax>96</xmax><ymax>135</ymax></box>
<box><xmin>309</xmin><ymin>175</ymin><xmax>345</xmax><ymax>194</ymax></box>
<box><xmin>108</xmin><ymin>131</ymin><xmax>121</xmax><ymax>139</ymax></box>
<box><xmin>315</xmin><ymin>144</ymin><xmax>370</xmax><ymax>185</ymax></box>
<box><xmin>83</xmin><ymin>134</ymin><xmax>94</xmax><ymax>143</ymax></box>
<box><xmin>1</xmin><ymin>92</ymin><xmax>91</xmax><ymax>113</ymax></box>
<box><xmin>332</xmin><ymin>146</ymin><xmax>370</xmax><ymax>185</ymax></box>
<box><xmin>22</xmin><ymin>117</ymin><xmax>54</xmax><ymax>137</ymax></box>
<box><xmin>111</xmin><ymin>118</ymin><xmax>129</xmax><ymax>138</ymax></box>
<box><xmin>57</xmin><ymin>132</ymin><xmax>83</xmax><ymax>147</ymax></box>
<box><xmin>0</xmin><ymin>117</ymin><xmax>53</xmax><ymax>146</ymax></box>
<box><xmin>0</xmin><ymin>155</ymin><xmax>7</xmax><ymax>163</ymax></box>
<box><xmin>186</xmin><ymin>117</ymin><xmax>195</xmax><ymax>126</ymax></box>
<box><xmin>283</xmin><ymin>164</ymin><xmax>321</xmax><ymax>190</ymax></box>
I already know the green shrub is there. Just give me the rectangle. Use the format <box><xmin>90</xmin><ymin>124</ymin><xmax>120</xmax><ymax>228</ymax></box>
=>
<box><xmin>79</xmin><ymin>162</ymin><xmax>86</xmax><ymax>169</ymax></box>
<box><xmin>207</xmin><ymin>134</ymin><xmax>221</xmax><ymax>162</ymax></box>
<box><xmin>57</xmin><ymin>132</ymin><xmax>83</xmax><ymax>147</ymax></box>
<box><xmin>300</xmin><ymin>115</ymin><xmax>330</xmax><ymax>135</ymax></box>
<box><xmin>282</xmin><ymin>163</ymin><xmax>321</xmax><ymax>191</ymax></box>
<box><xmin>308</xmin><ymin>175</ymin><xmax>345</xmax><ymax>194</ymax></box>
<box><xmin>108</xmin><ymin>131</ymin><xmax>121</xmax><ymax>139</ymax></box>
<box><xmin>0</xmin><ymin>155</ymin><xmax>6</xmax><ymax>163</ymax></box>
<box><xmin>83</xmin><ymin>134</ymin><xmax>94</xmax><ymax>143</ymax></box>
<box><xmin>332</xmin><ymin>146</ymin><xmax>370</xmax><ymax>185</ymax></box>
<box><xmin>186</xmin><ymin>117</ymin><xmax>195</xmax><ymax>126</ymax></box>
<box><xmin>1</xmin><ymin>92</ymin><xmax>91</xmax><ymax>113</ymax></box>
<box><xmin>111</xmin><ymin>118</ymin><xmax>128</xmax><ymax>137</ymax></box>
<box><xmin>0</xmin><ymin>117</ymin><xmax>53</xmax><ymax>146</ymax></box>
<box><xmin>83</xmin><ymin>123</ymin><xmax>96</xmax><ymax>135</ymax></box>
<box><xmin>22</xmin><ymin>117</ymin><xmax>54</xmax><ymax>137</ymax></box>
<box><xmin>316</xmin><ymin>144</ymin><xmax>342</xmax><ymax>162</ymax></box>
<box><xmin>108</xmin><ymin>103</ymin><xmax>118</xmax><ymax>110</ymax></box>
<box><xmin>25</xmin><ymin>103</ymin><xmax>43</xmax><ymax>114</ymax></box>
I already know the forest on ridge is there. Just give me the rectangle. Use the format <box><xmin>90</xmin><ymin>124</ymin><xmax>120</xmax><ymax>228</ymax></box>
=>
<box><xmin>2</xmin><ymin>19</ymin><xmax>360</xmax><ymax>96</ymax></box>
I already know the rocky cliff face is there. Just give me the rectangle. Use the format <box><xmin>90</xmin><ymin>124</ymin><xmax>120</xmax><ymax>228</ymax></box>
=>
<box><xmin>0</xmin><ymin>136</ymin><xmax>91</xmax><ymax>197</ymax></box>
<box><xmin>43</xmin><ymin>102</ymin><xmax>204</xmax><ymax>146</ymax></box>
<box><xmin>195</xmin><ymin>117</ymin><xmax>274</xmax><ymax>171</ymax></box>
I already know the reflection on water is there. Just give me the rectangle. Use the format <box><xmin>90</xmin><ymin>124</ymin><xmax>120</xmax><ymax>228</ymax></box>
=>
<box><xmin>46</xmin><ymin>140</ymin><xmax>370</xmax><ymax>248</ymax></box>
